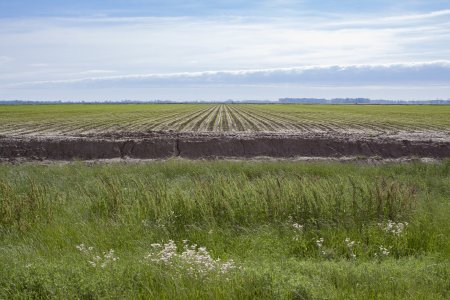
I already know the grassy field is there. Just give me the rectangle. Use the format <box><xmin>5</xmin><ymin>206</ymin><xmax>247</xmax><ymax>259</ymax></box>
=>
<box><xmin>1</xmin><ymin>160</ymin><xmax>449</xmax><ymax>299</ymax></box>
<box><xmin>0</xmin><ymin>104</ymin><xmax>449</xmax><ymax>135</ymax></box>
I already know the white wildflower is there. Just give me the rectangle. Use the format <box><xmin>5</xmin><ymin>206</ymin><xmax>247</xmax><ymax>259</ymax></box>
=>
<box><xmin>379</xmin><ymin>220</ymin><xmax>408</xmax><ymax>236</ymax></box>
<box><xmin>76</xmin><ymin>244</ymin><xmax>90</xmax><ymax>254</ymax></box>
<box><xmin>379</xmin><ymin>245</ymin><xmax>391</xmax><ymax>256</ymax></box>
<box><xmin>76</xmin><ymin>244</ymin><xmax>119</xmax><ymax>268</ymax></box>
<box><xmin>220</xmin><ymin>260</ymin><xmax>238</xmax><ymax>274</ymax></box>
<box><xmin>290</xmin><ymin>220</ymin><xmax>303</xmax><ymax>241</ymax></box>
<box><xmin>145</xmin><ymin>240</ymin><xmax>241</xmax><ymax>278</ymax></box>
<box><xmin>314</xmin><ymin>238</ymin><xmax>327</xmax><ymax>256</ymax></box>
<box><xmin>316</xmin><ymin>238</ymin><xmax>324</xmax><ymax>248</ymax></box>
<box><xmin>344</xmin><ymin>238</ymin><xmax>356</xmax><ymax>248</ymax></box>
<box><xmin>344</xmin><ymin>238</ymin><xmax>357</xmax><ymax>259</ymax></box>
<box><xmin>292</xmin><ymin>223</ymin><xmax>304</xmax><ymax>231</ymax></box>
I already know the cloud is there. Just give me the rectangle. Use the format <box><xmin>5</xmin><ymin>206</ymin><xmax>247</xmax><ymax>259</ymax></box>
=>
<box><xmin>30</xmin><ymin>63</ymin><xmax>49</xmax><ymax>67</ymax></box>
<box><xmin>1</xmin><ymin>8</ymin><xmax>449</xmax><ymax>100</ymax></box>
<box><xmin>78</xmin><ymin>70</ymin><xmax>117</xmax><ymax>75</ymax></box>
<box><xmin>319</xmin><ymin>9</ymin><xmax>450</xmax><ymax>29</ymax></box>
<box><xmin>385</xmin><ymin>9</ymin><xmax>450</xmax><ymax>21</ymax></box>
<box><xmin>0</xmin><ymin>10</ymin><xmax>449</xmax><ymax>85</ymax></box>
<box><xmin>0</xmin><ymin>56</ymin><xmax>13</xmax><ymax>65</ymax></box>
<box><xmin>8</xmin><ymin>61</ymin><xmax>450</xmax><ymax>89</ymax></box>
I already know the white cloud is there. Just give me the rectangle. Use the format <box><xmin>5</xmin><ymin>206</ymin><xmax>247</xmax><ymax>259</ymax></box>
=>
<box><xmin>0</xmin><ymin>11</ymin><xmax>448</xmax><ymax>79</ymax></box>
<box><xmin>0</xmin><ymin>9</ymin><xmax>449</xmax><ymax>99</ymax></box>
<box><xmin>321</xmin><ymin>9</ymin><xmax>450</xmax><ymax>28</ymax></box>
<box><xmin>78</xmin><ymin>70</ymin><xmax>117</xmax><ymax>75</ymax></box>
<box><xmin>7</xmin><ymin>61</ymin><xmax>450</xmax><ymax>88</ymax></box>
<box><xmin>381</xmin><ymin>9</ymin><xmax>450</xmax><ymax>22</ymax></box>
<box><xmin>30</xmin><ymin>63</ymin><xmax>49</xmax><ymax>67</ymax></box>
<box><xmin>0</xmin><ymin>56</ymin><xmax>13</xmax><ymax>65</ymax></box>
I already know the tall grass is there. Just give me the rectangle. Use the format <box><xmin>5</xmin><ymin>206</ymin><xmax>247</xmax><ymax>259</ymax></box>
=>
<box><xmin>0</xmin><ymin>160</ymin><xmax>449</xmax><ymax>299</ymax></box>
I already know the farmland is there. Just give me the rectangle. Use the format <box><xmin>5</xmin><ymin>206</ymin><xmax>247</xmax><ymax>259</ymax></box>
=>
<box><xmin>1</xmin><ymin>160</ymin><xmax>449</xmax><ymax>299</ymax></box>
<box><xmin>0</xmin><ymin>104</ymin><xmax>449</xmax><ymax>136</ymax></box>
<box><xmin>0</xmin><ymin>104</ymin><xmax>449</xmax><ymax>299</ymax></box>
<box><xmin>3</xmin><ymin>0</ymin><xmax>449</xmax><ymax>298</ymax></box>
<box><xmin>1</xmin><ymin>104</ymin><xmax>449</xmax><ymax>160</ymax></box>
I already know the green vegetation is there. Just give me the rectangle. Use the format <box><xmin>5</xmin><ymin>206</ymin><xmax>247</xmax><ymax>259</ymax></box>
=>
<box><xmin>1</xmin><ymin>160</ymin><xmax>449</xmax><ymax>299</ymax></box>
<box><xmin>0</xmin><ymin>104</ymin><xmax>449</xmax><ymax>135</ymax></box>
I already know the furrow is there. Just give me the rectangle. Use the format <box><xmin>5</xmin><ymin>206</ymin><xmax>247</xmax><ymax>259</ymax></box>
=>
<box><xmin>225</xmin><ymin>105</ymin><xmax>245</xmax><ymax>131</ymax></box>
<box><xmin>233</xmin><ymin>106</ymin><xmax>278</xmax><ymax>132</ymax></box>
<box><xmin>220</xmin><ymin>105</ymin><xmax>230</xmax><ymax>132</ymax></box>
<box><xmin>213</xmin><ymin>105</ymin><xmax>224</xmax><ymax>131</ymax></box>
<box><xmin>227</xmin><ymin>106</ymin><xmax>264</xmax><ymax>132</ymax></box>
<box><xmin>206</xmin><ymin>105</ymin><xmax>221</xmax><ymax>132</ymax></box>
<box><xmin>180</xmin><ymin>106</ymin><xmax>218</xmax><ymax>132</ymax></box>
<box><xmin>237</xmin><ymin>106</ymin><xmax>300</xmax><ymax>132</ymax></box>
<box><xmin>244</xmin><ymin>107</ymin><xmax>328</xmax><ymax>132</ymax></box>
<box><xmin>155</xmin><ymin>106</ymin><xmax>213</xmax><ymax>131</ymax></box>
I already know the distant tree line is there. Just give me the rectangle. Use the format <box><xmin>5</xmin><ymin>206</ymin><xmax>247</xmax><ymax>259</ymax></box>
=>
<box><xmin>278</xmin><ymin>98</ymin><xmax>450</xmax><ymax>104</ymax></box>
<box><xmin>1</xmin><ymin>98</ymin><xmax>450</xmax><ymax>105</ymax></box>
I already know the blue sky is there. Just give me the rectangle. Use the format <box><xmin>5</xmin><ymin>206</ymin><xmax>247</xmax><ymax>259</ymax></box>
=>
<box><xmin>1</xmin><ymin>1</ymin><xmax>450</xmax><ymax>17</ymax></box>
<box><xmin>1</xmin><ymin>0</ymin><xmax>450</xmax><ymax>100</ymax></box>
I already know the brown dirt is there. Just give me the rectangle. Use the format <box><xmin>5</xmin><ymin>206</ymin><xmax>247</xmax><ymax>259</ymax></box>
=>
<box><xmin>1</xmin><ymin>131</ymin><xmax>449</xmax><ymax>161</ymax></box>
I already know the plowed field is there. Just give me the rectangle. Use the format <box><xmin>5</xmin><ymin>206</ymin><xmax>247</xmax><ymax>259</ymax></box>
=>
<box><xmin>1</xmin><ymin>104</ymin><xmax>449</xmax><ymax>159</ymax></box>
<box><xmin>1</xmin><ymin>104</ymin><xmax>449</xmax><ymax>136</ymax></box>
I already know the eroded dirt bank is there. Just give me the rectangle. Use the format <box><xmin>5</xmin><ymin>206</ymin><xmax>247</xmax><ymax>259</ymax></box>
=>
<box><xmin>1</xmin><ymin>132</ymin><xmax>449</xmax><ymax>160</ymax></box>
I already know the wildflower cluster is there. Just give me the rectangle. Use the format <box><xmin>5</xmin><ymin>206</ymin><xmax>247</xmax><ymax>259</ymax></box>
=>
<box><xmin>378</xmin><ymin>220</ymin><xmax>408</xmax><ymax>236</ymax></box>
<box><xmin>344</xmin><ymin>238</ymin><xmax>357</xmax><ymax>259</ymax></box>
<box><xmin>289</xmin><ymin>218</ymin><xmax>304</xmax><ymax>241</ymax></box>
<box><xmin>76</xmin><ymin>244</ymin><xmax>119</xmax><ymax>268</ymax></box>
<box><xmin>375</xmin><ymin>245</ymin><xmax>391</xmax><ymax>258</ymax></box>
<box><xmin>145</xmin><ymin>240</ymin><xmax>240</xmax><ymax>278</ymax></box>
<box><xmin>292</xmin><ymin>223</ymin><xmax>304</xmax><ymax>231</ymax></box>
<box><xmin>315</xmin><ymin>238</ymin><xmax>326</xmax><ymax>256</ymax></box>
<box><xmin>316</xmin><ymin>237</ymin><xmax>324</xmax><ymax>248</ymax></box>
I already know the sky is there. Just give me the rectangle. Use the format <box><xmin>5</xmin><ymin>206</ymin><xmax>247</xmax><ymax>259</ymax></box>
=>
<box><xmin>0</xmin><ymin>0</ymin><xmax>450</xmax><ymax>101</ymax></box>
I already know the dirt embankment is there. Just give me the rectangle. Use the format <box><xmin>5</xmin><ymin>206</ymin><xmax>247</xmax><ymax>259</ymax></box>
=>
<box><xmin>1</xmin><ymin>132</ymin><xmax>449</xmax><ymax>160</ymax></box>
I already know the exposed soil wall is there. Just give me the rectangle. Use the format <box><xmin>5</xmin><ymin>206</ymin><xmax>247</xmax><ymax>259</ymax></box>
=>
<box><xmin>1</xmin><ymin>133</ymin><xmax>449</xmax><ymax>160</ymax></box>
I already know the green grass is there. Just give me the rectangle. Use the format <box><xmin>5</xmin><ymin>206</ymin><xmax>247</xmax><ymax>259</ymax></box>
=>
<box><xmin>1</xmin><ymin>103</ymin><xmax>448</xmax><ymax>134</ymax></box>
<box><xmin>1</xmin><ymin>160</ymin><xmax>449</xmax><ymax>299</ymax></box>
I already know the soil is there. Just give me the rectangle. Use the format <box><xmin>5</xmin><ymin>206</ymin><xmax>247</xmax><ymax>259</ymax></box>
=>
<box><xmin>0</xmin><ymin>131</ymin><xmax>449</xmax><ymax>161</ymax></box>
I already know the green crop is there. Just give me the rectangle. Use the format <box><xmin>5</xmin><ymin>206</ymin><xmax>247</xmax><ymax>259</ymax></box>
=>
<box><xmin>1</xmin><ymin>103</ymin><xmax>448</xmax><ymax>135</ymax></box>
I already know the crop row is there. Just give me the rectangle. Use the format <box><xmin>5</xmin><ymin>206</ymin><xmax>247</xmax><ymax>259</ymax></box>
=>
<box><xmin>0</xmin><ymin>104</ymin><xmax>449</xmax><ymax>136</ymax></box>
